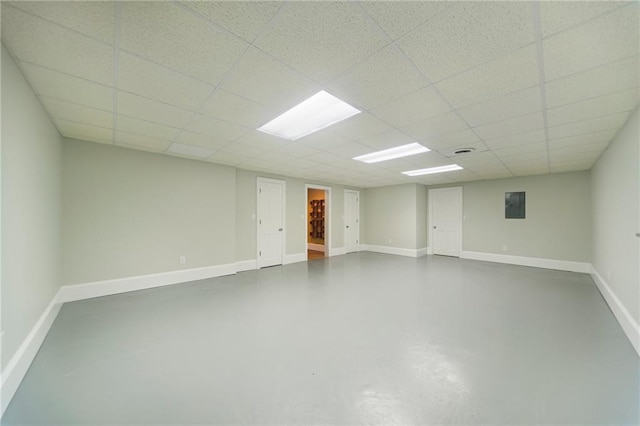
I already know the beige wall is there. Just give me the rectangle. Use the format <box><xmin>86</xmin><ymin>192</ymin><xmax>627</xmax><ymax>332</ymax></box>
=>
<box><xmin>362</xmin><ymin>183</ymin><xmax>421</xmax><ymax>250</ymax></box>
<box><xmin>1</xmin><ymin>45</ymin><xmax>63</xmax><ymax>370</ymax></box>
<box><xmin>460</xmin><ymin>171</ymin><xmax>591</xmax><ymax>262</ymax></box>
<box><xmin>62</xmin><ymin>140</ymin><xmax>236</xmax><ymax>284</ymax></box>
<box><xmin>416</xmin><ymin>184</ymin><xmax>428</xmax><ymax>249</ymax></box>
<box><xmin>591</xmin><ymin>107</ymin><xmax>639</xmax><ymax>324</ymax></box>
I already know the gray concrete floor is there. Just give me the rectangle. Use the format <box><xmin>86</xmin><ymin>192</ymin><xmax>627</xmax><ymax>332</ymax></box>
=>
<box><xmin>3</xmin><ymin>253</ymin><xmax>639</xmax><ymax>425</ymax></box>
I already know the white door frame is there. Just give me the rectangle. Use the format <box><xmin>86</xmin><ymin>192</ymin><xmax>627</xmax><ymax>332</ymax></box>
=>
<box><xmin>305</xmin><ymin>184</ymin><xmax>331</xmax><ymax>260</ymax></box>
<box><xmin>344</xmin><ymin>189</ymin><xmax>360</xmax><ymax>253</ymax></box>
<box><xmin>428</xmin><ymin>186</ymin><xmax>463</xmax><ymax>257</ymax></box>
<box><xmin>257</xmin><ymin>177</ymin><xmax>286</xmax><ymax>268</ymax></box>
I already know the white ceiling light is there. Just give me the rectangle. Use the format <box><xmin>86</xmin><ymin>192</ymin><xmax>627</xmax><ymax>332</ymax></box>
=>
<box><xmin>402</xmin><ymin>164</ymin><xmax>463</xmax><ymax>176</ymax></box>
<box><xmin>167</xmin><ymin>142</ymin><xmax>215</xmax><ymax>159</ymax></box>
<box><xmin>353</xmin><ymin>142</ymin><xmax>430</xmax><ymax>163</ymax></box>
<box><xmin>258</xmin><ymin>90</ymin><xmax>361</xmax><ymax>140</ymax></box>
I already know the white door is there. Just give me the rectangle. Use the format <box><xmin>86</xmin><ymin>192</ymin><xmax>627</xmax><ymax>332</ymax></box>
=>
<box><xmin>258</xmin><ymin>178</ymin><xmax>284</xmax><ymax>268</ymax></box>
<box><xmin>429</xmin><ymin>187</ymin><xmax>462</xmax><ymax>257</ymax></box>
<box><xmin>344</xmin><ymin>190</ymin><xmax>360</xmax><ymax>253</ymax></box>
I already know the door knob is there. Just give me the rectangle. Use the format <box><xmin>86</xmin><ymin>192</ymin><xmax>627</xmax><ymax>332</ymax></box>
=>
<box><xmin>346</xmin><ymin>225</ymin><xmax>349</xmax><ymax>228</ymax></box>
<box><xmin>433</xmin><ymin>226</ymin><xmax>437</xmax><ymax>229</ymax></box>
<box><xmin>278</xmin><ymin>228</ymin><xmax>283</xmax><ymax>231</ymax></box>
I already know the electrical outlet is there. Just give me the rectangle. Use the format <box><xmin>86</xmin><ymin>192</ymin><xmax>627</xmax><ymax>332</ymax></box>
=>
<box><xmin>179</xmin><ymin>256</ymin><xmax>186</xmax><ymax>264</ymax></box>
<box><xmin>502</xmin><ymin>245</ymin><xmax>508</xmax><ymax>251</ymax></box>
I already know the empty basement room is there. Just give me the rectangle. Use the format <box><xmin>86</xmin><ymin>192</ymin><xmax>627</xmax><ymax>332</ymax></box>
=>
<box><xmin>1</xmin><ymin>1</ymin><xmax>639</xmax><ymax>425</ymax></box>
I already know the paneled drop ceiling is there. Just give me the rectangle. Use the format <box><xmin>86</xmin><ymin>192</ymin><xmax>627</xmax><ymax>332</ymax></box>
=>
<box><xmin>1</xmin><ymin>1</ymin><xmax>638</xmax><ymax>188</ymax></box>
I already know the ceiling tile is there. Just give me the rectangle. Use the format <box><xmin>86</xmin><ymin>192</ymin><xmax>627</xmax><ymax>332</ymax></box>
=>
<box><xmin>219</xmin><ymin>47</ymin><xmax>320</xmax><ymax>112</ymax></box>
<box><xmin>327</xmin><ymin>112</ymin><xmax>393</xmax><ymax>142</ymax></box>
<box><xmin>474</xmin><ymin>170</ymin><xmax>514</xmax><ymax>180</ymax></box>
<box><xmin>181</xmin><ymin>1</ymin><xmax>282</xmax><ymax>42</ymax></box>
<box><xmin>327</xmin><ymin>142</ymin><xmax>372</xmax><ymax>158</ymax></box>
<box><xmin>120</xmin><ymin>2</ymin><xmax>247</xmax><ymax>85</ymax></box>
<box><xmin>545</xmin><ymin>56</ymin><xmax>639</xmax><ymax>108</ymax></box>
<box><xmin>184</xmin><ymin>114</ymin><xmax>248</xmax><ymax>142</ymax></box>
<box><xmin>8</xmin><ymin>1</ymin><xmax>115</xmax><ymax>44</ymax></box>
<box><xmin>2</xmin><ymin>5</ymin><xmax>113</xmax><ymax>84</ymax></box>
<box><xmin>549</xmin><ymin>141</ymin><xmax>610</xmax><ymax>157</ymax></box>
<box><xmin>547</xmin><ymin>129</ymin><xmax>617</xmax><ymax>148</ymax></box>
<box><xmin>543</xmin><ymin>5</ymin><xmax>639</xmax><ymax>80</ymax></box>
<box><xmin>117</xmin><ymin>92</ymin><xmax>194</xmax><ymax>129</ymax></box>
<box><xmin>398</xmin><ymin>2</ymin><xmax>534</xmax><ymax>82</ymax></box>
<box><xmin>493</xmin><ymin>142</ymin><xmax>548</xmax><ymax>158</ymax></box>
<box><xmin>422</xmin><ymin>129</ymin><xmax>481</xmax><ymax>151</ymax></box>
<box><xmin>54</xmin><ymin>119</ymin><xmax>112</xmax><ymax>143</ymax></box>
<box><xmin>361</xmin><ymin>1</ymin><xmax>450</xmax><ymax>40</ymax></box>
<box><xmin>540</xmin><ymin>1</ymin><xmax>629</xmax><ymax>38</ymax></box>
<box><xmin>500</xmin><ymin>152</ymin><xmax>549</xmax><ymax>166</ymax></box>
<box><xmin>370</xmin><ymin>86</ymin><xmax>451</xmax><ymax>128</ymax></box>
<box><xmin>253</xmin><ymin>2</ymin><xmax>388</xmax><ymax>83</ymax></box>
<box><xmin>115</xmin><ymin>131</ymin><xmax>171</xmax><ymax>153</ymax></box>
<box><xmin>482</xmin><ymin>128</ymin><xmax>547</xmax><ymax>150</ymax></box>
<box><xmin>199</xmin><ymin>89</ymin><xmax>272</xmax><ymax>129</ymax></box>
<box><xmin>435</xmin><ymin>45</ymin><xmax>539</xmax><ymax>108</ymax></box>
<box><xmin>475</xmin><ymin>112</ymin><xmax>544</xmax><ymax>140</ymax></box>
<box><xmin>117</xmin><ymin>115</ymin><xmax>180</xmax><ymax>141</ymax></box>
<box><xmin>41</xmin><ymin>97</ymin><xmax>113</xmax><ymax>128</ymax></box>
<box><xmin>207</xmin><ymin>151</ymin><xmax>251</xmax><ymax>166</ymax></box>
<box><xmin>360</xmin><ymin>129</ymin><xmax>417</xmax><ymax>150</ymax></box>
<box><xmin>511</xmin><ymin>167</ymin><xmax>550</xmax><ymax>177</ymax></box>
<box><xmin>457</xmin><ymin>86</ymin><xmax>542</xmax><ymax>127</ymax></box>
<box><xmin>220</xmin><ymin>141</ymin><xmax>269</xmax><ymax>157</ymax></box>
<box><xmin>547</xmin><ymin>112</ymin><xmax>630</xmax><ymax>139</ymax></box>
<box><xmin>174</xmin><ymin>131</ymin><xmax>230</xmax><ymax>151</ymax></box>
<box><xmin>19</xmin><ymin>63</ymin><xmax>113</xmax><ymax>111</ymax></box>
<box><xmin>328</xmin><ymin>45</ymin><xmax>427</xmax><ymax>110</ymax></box>
<box><xmin>118</xmin><ymin>52</ymin><xmax>214</xmax><ymax>110</ymax></box>
<box><xmin>400</xmin><ymin>111</ymin><xmax>469</xmax><ymax>141</ymax></box>
<box><xmin>297</xmin><ymin>133</ymin><xmax>355</xmax><ymax>151</ymax></box>
<box><xmin>549</xmin><ymin>163</ymin><xmax>593</xmax><ymax>173</ymax></box>
<box><xmin>546</xmin><ymin>89</ymin><xmax>639</xmax><ymax>127</ymax></box>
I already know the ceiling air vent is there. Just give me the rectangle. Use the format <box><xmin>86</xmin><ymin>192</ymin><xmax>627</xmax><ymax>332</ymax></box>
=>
<box><xmin>453</xmin><ymin>147</ymin><xmax>476</xmax><ymax>155</ymax></box>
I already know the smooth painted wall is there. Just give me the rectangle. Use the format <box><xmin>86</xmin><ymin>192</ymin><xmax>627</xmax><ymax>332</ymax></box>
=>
<box><xmin>461</xmin><ymin>172</ymin><xmax>591</xmax><ymax>262</ymax></box>
<box><xmin>362</xmin><ymin>183</ymin><xmax>420</xmax><ymax>250</ymax></box>
<box><xmin>62</xmin><ymin>140</ymin><xmax>236</xmax><ymax>284</ymax></box>
<box><xmin>416</xmin><ymin>184</ymin><xmax>427</xmax><ymax>250</ymax></box>
<box><xmin>591</xmin><ymin>107</ymin><xmax>639</xmax><ymax>324</ymax></box>
<box><xmin>1</xmin><ymin>45</ymin><xmax>63</xmax><ymax>371</ymax></box>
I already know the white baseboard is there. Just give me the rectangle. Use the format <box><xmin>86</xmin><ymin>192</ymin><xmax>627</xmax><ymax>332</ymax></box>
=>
<box><xmin>416</xmin><ymin>247</ymin><xmax>428</xmax><ymax>257</ymax></box>
<box><xmin>360</xmin><ymin>244</ymin><xmax>426</xmax><ymax>258</ymax></box>
<box><xmin>330</xmin><ymin>247</ymin><xmax>346</xmax><ymax>256</ymax></box>
<box><xmin>591</xmin><ymin>266</ymin><xmax>640</xmax><ymax>356</ymax></box>
<box><xmin>426</xmin><ymin>246</ymin><xmax>433</xmax><ymax>255</ymax></box>
<box><xmin>284</xmin><ymin>253</ymin><xmax>306</xmax><ymax>265</ymax></box>
<box><xmin>307</xmin><ymin>243</ymin><xmax>325</xmax><ymax>252</ymax></box>
<box><xmin>236</xmin><ymin>259</ymin><xmax>257</xmax><ymax>272</ymax></box>
<box><xmin>461</xmin><ymin>251</ymin><xmax>591</xmax><ymax>273</ymax></box>
<box><xmin>57</xmin><ymin>263</ymin><xmax>237</xmax><ymax>303</ymax></box>
<box><xmin>1</xmin><ymin>293</ymin><xmax>62</xmax><ymax>416</ymax></box>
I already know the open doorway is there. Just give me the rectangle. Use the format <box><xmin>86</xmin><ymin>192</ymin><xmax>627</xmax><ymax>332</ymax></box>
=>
<box><xmin>305</xmin><ymin>185</ymin><xmax>331</xmax><ymax>261</ymax></box>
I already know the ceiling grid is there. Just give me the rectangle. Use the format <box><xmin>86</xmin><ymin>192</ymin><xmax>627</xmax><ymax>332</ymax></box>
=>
<box><xmin>0</xmin><ymin>0</ymin><xmax>637</xmax><ymax>187</ymax></box>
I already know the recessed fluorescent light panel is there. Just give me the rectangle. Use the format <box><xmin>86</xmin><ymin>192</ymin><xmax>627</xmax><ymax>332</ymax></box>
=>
<box><xmin>402</xmin><ymin>164</ymin><xmax>463</xmax><ymax>176</ymax></box>
<box><xmin>167</xmin><ymin>142</ymin><xmax>215</xmax><ymax>159</ymax></box>
<box><xmin>258</xmin><ymin>90</ymin><xmax>360</xmax><ymax>141</ymax></box>
<box><xmin>353</xmin><ymin>142</ymin><xmax>430</xmax><ymax>163</ymax></box>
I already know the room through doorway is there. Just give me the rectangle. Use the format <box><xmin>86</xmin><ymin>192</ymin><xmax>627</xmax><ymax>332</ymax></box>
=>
<box><xmin>306</xmin><ymin>185</ymin><xmax>330</xmax><ymax>260</ymax></box>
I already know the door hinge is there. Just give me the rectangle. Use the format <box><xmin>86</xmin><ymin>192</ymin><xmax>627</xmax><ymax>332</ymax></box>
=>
<box><xmin>356</xmin><ymin>240</ymin><xmax>359</xmax><ymax>244</ymax></box>
<box><xmin>259</xmin><ymin>251</ymin><xmax>261</xmax><ymax>256</ymax></box>
<box><xmin>259</xmin><ymin>188</ymin><xmax>262</xmax><ymax>193</ymax></box>
<box><xmin>259</xmin><ymin>219</ymin><xmax>262</xmax><ymax>224</ymax></box>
